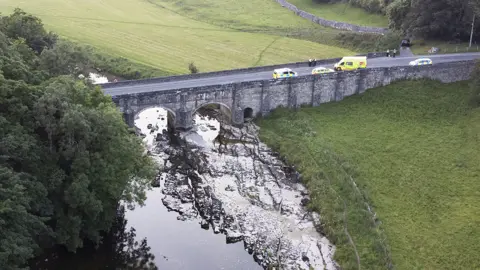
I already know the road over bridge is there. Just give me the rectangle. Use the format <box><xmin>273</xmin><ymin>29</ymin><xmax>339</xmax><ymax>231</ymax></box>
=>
<box><xmin>101</xmin><ymin>53</ymin><xmax>480</xmax><ymax>130</ymax></box>
<box><xmin>102</xmin><ymin>53</ymin><xmax>480</xmax><ymax>96</ymax></box>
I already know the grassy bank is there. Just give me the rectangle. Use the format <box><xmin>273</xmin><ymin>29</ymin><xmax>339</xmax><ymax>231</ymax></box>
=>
<box><xmin>286</xmin><ymin>0</ymin><xmax>388</xmax><ymax>27</ymax></box>
<box><xmin>0</xmin><ymin>0</ymin><xmax>355</xmax><ymax>74</ymax></box>
<box><xmin>258</xmin><ymin>80</ymin><xmax>480</xmax><ymax>269</ymax></box>
<box><xmin>410</xmin><ymin>40</ymin><xmax>480</xmax><ymax>55</ymax></box>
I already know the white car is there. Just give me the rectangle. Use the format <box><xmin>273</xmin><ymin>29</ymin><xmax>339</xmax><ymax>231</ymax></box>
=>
<box><xmin>273</xmin><ymin>68</ymin><xmax>298</xmax><ymax>79</ymax></box>
<box><xmin>409</xmin><ymin>58</ymin><xmax>433</xmax><ymax>66</ymax></box>
<box><xmin>311</xmin><ymin>67</ymin><xmax>335</xmax><ymax>75</ymax></box>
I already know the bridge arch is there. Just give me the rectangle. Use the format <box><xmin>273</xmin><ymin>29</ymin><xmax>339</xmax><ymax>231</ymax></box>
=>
<box><xmin>135</xmin><ymin>105</ymin><xmax>176</xmax><ymax>119</ymax></box>
<box><xmin>134</xmin><ymin>105</ymin><xmax>176</xmax><ymax>133</ymax></box>
<box><xmin>192</xmin><ymin>102</ymin><xmax>232</xmax><ymax>125</ymax></box>
<box><xmin>243</xmin><ymin>107</ymin><xmax>253</xmax><ymax>120</ymax></box>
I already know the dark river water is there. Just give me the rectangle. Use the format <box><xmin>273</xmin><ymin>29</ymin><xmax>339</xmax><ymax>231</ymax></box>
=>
<box><xmin>125</xmin><ymin>189</ymin><xmax>260</xmax><ymax>270</ymax></box>
<box><xmin>31</xmin><ymin>188</ymin><xmax>261</xmax><ymax>270</ymax></box>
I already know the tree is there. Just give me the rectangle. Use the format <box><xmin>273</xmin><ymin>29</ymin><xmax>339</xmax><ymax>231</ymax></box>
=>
<box><xmin>0</xmin><ymin>8</ymin><xmax>57</xmax><ymax>54</ymax></box>
<box><xmin>0</xmin><ymin>10</ymin><xmax>156</xmax><ymax>269</ymax></box>
<box><xmin>0</xmin><ymin>166</ymin><xmax>48</xmax><ymax>270</ymax></box>
<box><xmin>32</xmin><ymin>76</ymin><xmax>156</xmax><ymax>251</ymax></box>
<box><xmin>387</xmin><ymin>0</ymin><xmax>480</xmax><ymax>41</ymax></box>
<box><xmin>39</xmin><ymin>40</ymin><xmax>91</xmax><ymax>77</ymax></box>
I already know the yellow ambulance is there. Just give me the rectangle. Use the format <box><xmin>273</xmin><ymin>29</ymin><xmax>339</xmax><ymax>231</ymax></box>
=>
<box><xmin>333</xmin><ymin>56</ymin><xmax>367</xmax><ymax>71</ymax></box>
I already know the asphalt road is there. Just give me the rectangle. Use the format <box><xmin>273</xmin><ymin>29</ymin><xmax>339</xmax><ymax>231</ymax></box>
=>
<box><xmin>104</xmin><ymin>53</ymin><xmax>480</xmax><ymax>96</ymax></box>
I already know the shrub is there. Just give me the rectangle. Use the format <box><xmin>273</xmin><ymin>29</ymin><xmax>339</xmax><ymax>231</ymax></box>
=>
<box><xmin>373</xmin><ymin>31</ymin><xmax>403</xmax><ymax>51</ymax></box>
<box><xmin>334</xmin><ymin>32</ymin><xmax>382</xmax><ymax>52</ymax></box>
<box><xmin>188</xmin><ymin>62</ymin><xmax>199</xmax><ymax>74</ymax></box>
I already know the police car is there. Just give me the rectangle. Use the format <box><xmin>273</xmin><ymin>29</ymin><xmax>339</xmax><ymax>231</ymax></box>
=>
<box><xmin>409</xmin><ymin>58</ymin><xmax>433</xmax><ymax>66</ymax></box>
<box><xmin>273</xmin><ymin>68</ymin><xmax>298</xmax><ymax>79</ymax></box>
<box><xmin>311</xmin><ymin>66</ymin><xmax>334</xmax><ymax>75</ymax></box>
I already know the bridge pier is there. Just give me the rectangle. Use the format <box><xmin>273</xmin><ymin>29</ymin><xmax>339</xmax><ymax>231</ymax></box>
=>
<box><xmin>232</xmin><ymin>106</ymin><xmax>244</xmax><ymax>126</ymax></box>
<box><xmin>123</xmin><ymin>112</ymin><xmax>135</xmax><ymax>128</ymax></box>
<box><xmin>175</xmin><ymin>110</ymin><xmax>193</xmax><ymax>131</ymax></box>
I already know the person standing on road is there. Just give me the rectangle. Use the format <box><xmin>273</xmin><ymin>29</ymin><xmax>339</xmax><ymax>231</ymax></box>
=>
<box><xmin>308</xmin><ymin>59</ymin><xmax>312</xmax><ymax>67</ymax></box>
<box><xmin>393</xmin><ymin>49</ymin><xmax>397</xmax><ymax>58</ymax></box>
<box><xmin>313</xmin><ymin>59</ymin><xmax>317</xmax><ymax>66</ymax></box>
<box><xmin>386</xmin><ymin>49</ymin><xmax>390</xmax><ymax>57</ymax></box>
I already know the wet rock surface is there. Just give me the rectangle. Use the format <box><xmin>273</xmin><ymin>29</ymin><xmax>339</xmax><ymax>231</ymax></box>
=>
<box><xmin>141</xmin><ymin>109</ymin><xmax>337</xmax><ymax>270</ymax></box>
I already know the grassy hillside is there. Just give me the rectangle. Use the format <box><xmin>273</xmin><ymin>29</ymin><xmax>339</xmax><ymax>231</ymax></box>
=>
<box><xmin>258</xmin><ymin>80</ymin><xmax>480</xmax><ymax>269</ymax></box>
<box><xmin>0</xmin><ymin>0</ymin><xmax>355</xmax><ymax>74</ymax></box>
<box><xmin>285</xmin><ymin>0</ymin><xmax>388</xmax><ymax>27</ymax></box>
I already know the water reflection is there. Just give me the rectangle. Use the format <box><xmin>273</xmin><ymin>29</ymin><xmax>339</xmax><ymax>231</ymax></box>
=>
<box><xmin>31</xmin><ymin>190</ymin><xmax>258</xmax><ymax>270</ymax></box>
<box><xmin>112</xmin><ymin>206</ymin><xmax>157</xmax><ymax>270</ymax></box>
<box><xmin>130</xmin><ymin>107</ymin><xmax>259</xmax><ymax>270</ymax></box>
<box><xmin>126</xmin><ymin>189</ymin><xmax>259</xmax><ymax>270</ymax></box>
<box><xmin>30</xmin><ymin>206</ymin><xmax>157</xmax><ymax>270</ymax></box>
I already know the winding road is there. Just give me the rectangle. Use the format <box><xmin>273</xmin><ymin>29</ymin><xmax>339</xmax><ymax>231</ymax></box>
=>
<box><xmin>103</xmin><ymin>53</ymin><xmax>480</xmax><ymax>96</ymax></box>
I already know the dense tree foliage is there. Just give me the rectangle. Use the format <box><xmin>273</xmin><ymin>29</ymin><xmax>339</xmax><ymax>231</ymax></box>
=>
<box><xmin>387</xmin><ymin>0</ymin><xmax>480</xmax><ymax>41</ymax></box>
<box><xmin>350</xmin><ymin>0</ymin><xmax>393</xmax><ymax>14</ymax></box>
<box><xmin>0</xmin><ymin>9</ymin><xmax>156</xmax><ymax>269</ymax></box>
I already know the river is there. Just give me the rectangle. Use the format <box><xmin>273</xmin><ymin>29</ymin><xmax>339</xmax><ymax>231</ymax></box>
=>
<box><xmin>32</xmin><ymin>74</ymin><xmax>337</xmax><ymax>269</ymax></box>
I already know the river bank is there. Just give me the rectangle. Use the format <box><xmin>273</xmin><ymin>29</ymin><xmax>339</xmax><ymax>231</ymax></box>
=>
<box><xmin>137</xmin><ymin>107</ymin><xmax>337</xmax><ymax>269</ymax></box>
<box><xmin>257</xmin><ymin>80</ymin><xmax>480</xmax><ymax>269</ymax></box>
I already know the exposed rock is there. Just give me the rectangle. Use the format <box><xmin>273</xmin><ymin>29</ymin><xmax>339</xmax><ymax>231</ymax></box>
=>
<box><xmin>137</xmin><ymin>109</ymin><xmax>338</xmax><ymax>270</ymax></box>
<box><xmin>225</xmin><ymin>185</ymin><xmax>236</xmax><ymax>192</ymax></box>
<box><xmin>158</xmin><ymin>123</ymin><xmax>336</xmax><ymax>269</ymax></box>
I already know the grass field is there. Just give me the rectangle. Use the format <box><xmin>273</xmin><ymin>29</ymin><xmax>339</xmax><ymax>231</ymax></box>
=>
<box><xmin>258</xmin><ymin>80</ymin><xmax>480</xmax><ymax>269</ymax></box>
<box><xmin>286</xmin><ymin>0</ymin><xmax>388</xmax><ymax>27</ymax></box>
<box><xmin>0</xmin><ymin>0</ymin><xmax>355</xmax><ymax>74</ymax></box>
<box><xmin>411</xmin><ymin>40</ymin><xmax>480</xmax><ymax>55</ymax></box>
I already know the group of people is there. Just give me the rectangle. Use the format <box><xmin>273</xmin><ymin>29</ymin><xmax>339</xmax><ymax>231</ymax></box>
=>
<box><xmin>308</xmin><ymin>59</ymin><xmax>318</xmax><ymax>67</ymax></box>
<box><xmin>386</xmin><ymin>49</ymin><xmax>397</xmax><ymax>57</ymax></box>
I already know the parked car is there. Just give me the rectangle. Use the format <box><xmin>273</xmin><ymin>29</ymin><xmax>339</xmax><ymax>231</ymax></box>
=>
<box><xmin>273</xmin><ymin>68</ymin><xmax>298</xmax><ymax>79</ymax></box>
<box><xmin>409</xmin><ymin>58</ymin><xmax>433</xmax><ymax>66</ymax></box>
<box><xmin>311</xmin><ymin>66</ymin><xmax>334</xmax><ymax>75</ymax></box>
<box><xmin>400</xmin><ymin>39</ymin><xmax>411</xmax><ymax>47</ymax></box>
<box><xmin>428</xmin><ymin>47</ymin><xmax>440</xmax><ymax>54</ymax></box>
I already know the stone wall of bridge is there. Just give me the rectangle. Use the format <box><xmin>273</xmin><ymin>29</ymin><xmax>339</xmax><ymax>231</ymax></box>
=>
<box><xmin>112</xmin><ymin>60</ymin><xmax>476</xmax><ymax>130</ymax></box>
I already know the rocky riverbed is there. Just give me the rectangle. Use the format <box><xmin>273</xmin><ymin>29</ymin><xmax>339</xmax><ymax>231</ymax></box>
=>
<box><xmin>136</xmin><ymin>108</ymin><xmax>337</xmax><ymax>270</ymax></box>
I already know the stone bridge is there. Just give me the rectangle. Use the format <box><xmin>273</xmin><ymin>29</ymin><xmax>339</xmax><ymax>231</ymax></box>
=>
<box><xmin>110</xmin><ymin>60</ymin><xmax>475</xmax><ymax>130</ymax></box>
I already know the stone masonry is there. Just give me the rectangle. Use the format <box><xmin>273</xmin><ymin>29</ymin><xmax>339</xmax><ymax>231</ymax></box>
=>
<box><xmin>111</xmin><ymin>60</ymin><xmax>475</xmax><ymax>130</ymax></box>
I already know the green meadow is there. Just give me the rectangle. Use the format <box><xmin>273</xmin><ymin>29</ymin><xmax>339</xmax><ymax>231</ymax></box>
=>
<box><xmin>258</xmin><ymin>80</ymin><xmax>480</xmax><ymax>269</ymax></box>
<box><xmin>286</xmin><ymin>0</ymin><xmax>388</xmax><ymax>27</ymax></box>
<box><xmin>0</xmin><ymin>0</ymin><xmax>355</xmax><ymax>74</ymax></box>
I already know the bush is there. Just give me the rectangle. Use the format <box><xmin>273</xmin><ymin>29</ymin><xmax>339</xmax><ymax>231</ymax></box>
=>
<box><xmin>334</xmin><ymin>31</ymin><xmax>404</xmax><ymax>53</ymax></box>
<box><xmin>373</xmin><ymin>31</ymin><xmax>403</xmax><ymax>51</ymax></box>
<box><xmin>334</xmin><ymin>32</ymin><xmax>382</xmax><ymax>52</ymax></box>
<box><xmin>188</xmin><ymin>62</ymin><xmax>199</xmax><ymax>74</ymax></box>
<box><xmin>413</xmin><ymin>39</ymin><xmax>426</xmax><ymax>46</ymax></box>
